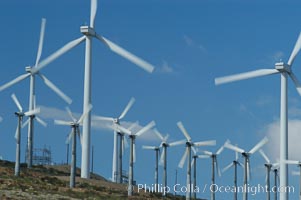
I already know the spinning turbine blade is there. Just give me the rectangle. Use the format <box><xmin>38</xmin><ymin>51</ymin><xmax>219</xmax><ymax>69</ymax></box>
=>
<box><xmin>142</xmin><ymin>145</ymin><xmax>157</xmax><ymax>150</ymax></box>
<box><xmin>78</xmin><ymin>128</ymin><xmax>83</xmax><ymax>146</ymax></box>
<box><xmin>123</xmin><ymin>136</ymin><xmax>129</xmax><ymax>148</ymax></box>
<box><xmin>164</xmin><ymin>134</ymin><xmax>170</xmax><ymax>142</ymax></box>
<box><xmin>203</xmin><ymin>151</ymin><xmax>213</xmax><ymax>156</ymax></box>
<box><xmin>284</xmin><ymin>160</ymin><xmax>300</xmax><ymax>165</ymax></box>
<box><xmin>22</xmin><ymin>119</ymin><xmax>30</xmax><ymax>128</ymax></box>
<box><xmin>135</xmin><ymin>121</ymin><xmax>155</xmax><ymax>136</ymax></box>
<box><xmin>93</xmin><ymin>115</ymin><xmax>114</xmax><ymax>122</ymax></box>
<box><xmin>78</xmin><ymin>104</ymin><xmax>93</xmax><ymax>124</ymax></box>
<box><xmin>113</xmin><ymin>124</ymin><xmax>131</xmax><ymax>135</ymax></box>
<box><xmin>159</xmin><ymin>148</ymin><xmax>165</xmax><ymax>166</ymax></box>
<box><xmin>36</xmin><ymin>117</ymin><xmax>47</xmax><ymax>127</ymax></box>
<box><xmin>169</xmin><ymin>139</ymin><xmax>186</xmax><ymax>147</ymax></box>
<box><xmin>33</xmin><ymin>36</ymin><xmax>86</xmax><ymax>73</ymax></box>
<box><xmin>177</xmin><ymin>121</ymin><xmax>191</xmax><ymax>141</ymax></box>
<box><xmin>65</xmin><ymin>107</ymin><xmax>76</xmax><ymax>122</ymax></box>
<box><xmin>66</xmin><ymin>130</ymin><xmax>73</xmax><ymax>144</ymax></box>
<box><xmin>178</xmin><ymin>148</ymin><xmax>188</xmax><ymax>168</ymax></box>
<box><xmin>95</xmin><ymin>34</ymin><xmax>155</xmax><ymax>73</ymax></box>
<box><xmin>119</xmin><ymin>97</ymin><xmax>135</xmax><ymax>120</ymax></box>
<box><xmin>90</xmin><ymin>0</ymin><xmax>97</xmax><ymax>28</ymax></box>
<box><xmin>289</xmin><ymin>72</ymin><xmax>301</xmax><ymax>96</ymax></box>
<box><xmin>197</xmin><ymin>155</ymin><xmax>210</xmax><ymax>159</ymax></box>
<box><xmin>259</xmin><ymin>149</ymin><xmax>270</xmax><ymax>164</ymax></box>
<box><xmin>288</xmin><ymin>32</ymin><xmax>301</xmax><ymax>66</ymax></box>
<box><xmin>224</xmin><ymin>142</ymin><xmax>245</xmax><ymax>154</ymax></box>
<box><xmin>154</xmin><ymin>129</ymin><xmax>164</xmax><ymax>141</ymax></box>
<box><xmin>215</xmin><ymin>159</ymin><xmax>222</xmax><ymax>177</ymax></box>
<box><xmin>35</xmin><ymin>18</ymin><xmax>46</xmax><ymax>67</ymax></box>
<box><xmin>38</xmin><ymin>73</ymin><xmax>72</xmax><ymax>104</ymax></box>
<box><xmin>54</xmin><ymin>119</ymin><xmax>71</xmax><ymax>126</ymax></box>
<box><xmin>194</xmin><ymin>140</ymin><xmax>216</xmax><ymax>147</ymax></box>
<box><xmin>216</xmin><ymin>145</ymin><xmax>224</xmax><ymax>155</ymax></box>
<box><xmin>15</xmin><ymin>124</ymin><xmax>20</xmax><ymax>142</ymax></box>
<box><xmin>0</xmin><ymin>73</ymin><xmax>30</xmax><ymax>92</ymax></box>
<box><xmin>222</xmin><ymin>162</ymin><xmax>234</xmax><ymax>173</ymax></box>
<box><xmin>215</xmin><ymin>69</ymin><xmax>279</xmax><ymax>85</ymax></box>
<box><xmin>24</xmin><ymin>107</ymin><xmax>40</xmax><ymax>116</ymax></box>
<box><xmin>191</xmin><ymin>158</ymin><xmax>195</xmax><ymax>168</ymax></box>
<box><xmin>11</xmin><ymin>93</ymin><xmax>23</xmax><ymax>112</ymax></box>
<box><xmin>191</xmin><ymin>147</ymin><xmax>197</xmax><ymax>155</ymax></box>
<box><xmin>249</xmin><ymin>137</ymin><xmax>268</xmax><ymax>154</ymax></box>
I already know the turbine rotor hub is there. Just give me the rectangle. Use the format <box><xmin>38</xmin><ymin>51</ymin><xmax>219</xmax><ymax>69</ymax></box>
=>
<box><xmin>80</xmin><ymin>26</ymin><xmax>96</xmax><ymax>37</ymax></box>
<box><xmin>275</xmin><ymin>62</ymin><xmax>291</xmax><ymax>73</ymax></box>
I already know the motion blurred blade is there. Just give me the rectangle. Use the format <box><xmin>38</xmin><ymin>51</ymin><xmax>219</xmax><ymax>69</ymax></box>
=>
<box><xmin>90</xmin><ymin>0</ymin><xmax>97</xmax><ymax>28</ymax></box>
<box><xmin>235</xmin><ymin>149</ymin><xmax>239</xmax><ymax>161</ymax></box>
<box><xmin>216</xmin><ymin>145</ymin><xmax>224</xmax><ymax>155</ymax></box>
<box><xmin>215</xmin><ymin>69</ymin><xmax>279</xmax><ymax>85</ymax></box>
<box><xmin>95</xmin><ymin>34</ymin><xmax>155</xmax><ymax>73</ymax></box>
<box><xmin>22</xmin><ymin>119</ymin><xmax>30</xmax><ymax>128</ymax></box>
<box><xmin>135</xmin><ymin>121</ymin><xmax>156</xmax><ymax>137</ymax></box>
<box><xmin>154</xmin><ymin>128</ymin><xmax>164</xmax><ymax>141</ymax></box>
<box><xmin>65</xmin><ymin>107</ymin><xmax>77</xmax><ymax>122</ymax></box>
<box><xmin>249</xmin><ymin>137</ymin><xmax>268</xmax><ymax>154</ymax></box>
<box><xmin>54</xmin><ymin>119</ymin><xmax>71</xmax><ymax>126</ymax></box>
<box><xmin>35</xmin><ymin>18</ymin><xmax>46</xmax><ymax>67</ymax></box>
<box><xmin>127</xmin><ymin>121</ymin><xmax>139</xmax><ymax>131</ymax></box>
<box><xmin>169</xmin><ymin>139</ymin><xmax>186</xmax><ymax>147</ymax></box>
<box><xmin>194</xmin><ymin>140</ymin><xmax>216</xmax><ymax>147</ymax></box>
<box><xmin>191</xmin><ymin>147</ymin><xmax>197</xmax><ymax>155</ymax></box>
<box><xmin>272</xmin><ymin>163</ymin><xmax>279</xmax><ymax>168</ymax></box>
<box><xmin>123</xmin><ymin>135</ymin><xmax>129</xmax><ymax>148</ymax></box>
<box><xmin>289</xmin><ymin>72</ymin><xmax>301</xmax><ymax>96</ymax></box>
<box><xmin>36</xmin><ymin>116</ymin><xmax>47</xmax><ymax>127</ymax></box>
<box><xmin>178</xmin><ymin>148</ymin><xmax>188</xmax><ymax>168</ymax></box>
<box><xmin>222</xmin><ymin>162</ymin><xmax>234</xmax><ymax>173</ymax></box>
<box><xmin>203</xmin><ymin>150</ymin><xmax>213</xmax><ymax>156</ymax></box>
<box><xmin>38</xmin><ymin>73</ymin><xmax>72</xmax><ymax>104</ymax></box>
<box><xmin>11</xmin><ymin>93</ymin><xmax>23</xmax><ymax>112</ymax></box>
<box><xmin>142</xmin><ymin>145</ymin><xmax>157</xmax><ymax>150</ymax></box>
<box><xmin>15</xmin><ymin>124</ymin><xmax>20</xmax><ymax>142</ymax></box>
<box><xmin>164</xmin><ymin>134</ymin><xmax>170</xmax><ymax>142</ymax></box>
<box><xmin>78</xmin><ymin>104</ymin><xmax>93</xmax><ymax>124</ymax></box>
<box><xmin>191</xmin><ymin>158</ymin><xmax>195</xmax><ymax>168</ymax></box>
<box><xmin>65</xmin><ymin>130</ymin><xmax>73</xmax><ymax>144</ymax></box>
<box><xmin>93</xmin><ymin>115</ymin><xmax>114</xmax><ymax>122</ymax></box>
<box><xmin>159</xmin><ymin>147</ymin><xmax>165</xmax><ymax>166</ymax></box>
<box><xmin>288</xmin><ymin>32</ymin><xmax>301</xmax><ymax>66</ymax></box>
<box><xmin>24</xmin><ymin>108</ymin><xmax>40</xmax><ymax>116</ymax></box>
<box><xmin>197</xmin><ymin>155</ymin><xmax>210</xmax><ymax>159</ymax></box>
<box><xmin>176</xmin><ymin>121</ymin><xmax>191</xmax><ymax>141</ymax></box>
<box><xmin>119</xmin><ymin>97</ymin><xmax>135</xmax><ymax>120</ymax></box>
<box><xmin>224</xmin><ymin>142</ymin><xmax>245</xmax><ymax>154</ymax></box>
<box><xmin>0</xmin><ymin>73</ymin><xmax>30</xmax><ymax>92</ymax></box>
<box><xmin>77</xmin><ymin>128</ymin><xmax>83</xmax><ymax>146</ymax></box>
<box><xmin>0</xmin><ymin>116</ymin><xmax>2</xmax><ymax>123</ymax></box>
<box><xmin>215</xmin><ymin>159</ymin><xmax>222</xmax><ymax>177</ymax></box>
<box><xmin>113</xmin><ymin>124</ymin><xmax>131</xmax><ymax>135</ymax></box>
<box><xmin>33</xmin><ymin>36</ymin><xmax>86</xmax><ymax>73</ymax></box>
<box><xmin>284</xmin><ymin>160</ymin><xmax>300</xmax><ymax>165</ymax></box>
<box><xmin>259</xmin><ymin>149</ymin><xmax>270</xmax><ymax>164</ymax></box>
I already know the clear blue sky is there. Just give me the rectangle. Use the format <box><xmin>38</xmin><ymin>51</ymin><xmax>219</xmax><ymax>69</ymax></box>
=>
<box><xmin>1</xmin><ymin>0</ymin><xmax>301</xmax><ymax>199</ymax></box>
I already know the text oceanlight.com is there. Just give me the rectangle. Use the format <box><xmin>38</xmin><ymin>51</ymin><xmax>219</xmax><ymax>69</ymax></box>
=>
<box><xmin>137</xmin><ymin>183</ymin><xmax>295</xmax><ymax>196</ymax></box>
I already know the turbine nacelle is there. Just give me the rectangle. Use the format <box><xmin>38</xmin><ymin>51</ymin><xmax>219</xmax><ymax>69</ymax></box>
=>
<box><xmin>80</xmin><ymin>26</ymin><xmax>96</xmax><ymax>37</ymax></box>
<box><xmin>275</xmin><ymin>62</ymin><xmax>291</xmax><ymax>73</ymax></box>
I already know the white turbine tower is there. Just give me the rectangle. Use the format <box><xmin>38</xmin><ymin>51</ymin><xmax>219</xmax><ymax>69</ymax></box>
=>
<box><xmin>177</xmin><ymin>121</ymin><xmax>216</xmax><ymax>200</ymax></box>
<box><xmin>32</xmin><ymin>0</ymin><xmax>156</xmax><ymax>178</ymax></box>
<box><xmin>54</xmin><ymin>105</ymin><xmax>92</xmax><ymax>188</ymax></box>
<box><xmin>203</xmin><ymin>144</ymin><xmax>225</xmax><ymax>200</ymax></box>
<box><xmin>142</xmin><ymin>145</ymin><xmax>160</xmax><ymax>190</ymax></box>
<box><xmin>11</xmin><ymin>93</ymin><xmax>40</xmax><ymax>176</ymax></box>
<box><xmin>93</xmin><ymin>97</ymin><xmax>135</xmax><ymax>183</ymax></box>
<box><xmin>224</xmin><ymin>137</ymin><xmax>269</xmax><ymax>200</ymax></box>
<box><xmin>259</xmin><ymin>149</ymin><xmax>279</xmax><ymax>200</ymax></box>
<box><xmin>284</xmin><ymin>160</ymin><xmax>301</xmax><ymax>200</ymax></box>
<box><xmin>0</xmin><ymin>18</ymin><xmax>72</xmax><ymax>168</ymax></box>
<box><xmin>222</xmin><ymin>143</ymin><xmax>244</xmax><ymax>200</ymax></box>
<box><xmin>215</xmin><ymin>33</ymin><xmax>301</xmax><ymax>200</ymax></box>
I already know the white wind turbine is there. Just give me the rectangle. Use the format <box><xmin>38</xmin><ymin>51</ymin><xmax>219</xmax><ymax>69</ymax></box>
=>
<box><xmin>177</xmin><ymin>121</ymin><xmax>216</xmax><ymax>200</ymax></box>
<box><xmin>11</xmin><ymin>93</ymin><xmax>40</xmax><ymax>176</ymax></box>
<box><xmin>54</xmin><ymin>105</ymin><xmax>93</xmax><ymax>188</ymax></box>
<box><xmin>222</xmin><ymin>143</ymin><xmax>244</xmax><ymax>200</ymax></box>
<box><xmin>259</xmin><ymin>149</ymin><xmax>279</xmax><ymax>200</ymax></box>
<box><xmin>203</xmin><ymin>144</ymin><xmax>225</xmax><ymax>200</ymax></box>
<box><xmin>284</xmin><ymin>159</ymin><xmax>301</xmax><ymax>200</ymax></box>
<box><xmin>215</xmin><ymin>32</ymin><xmax>301</xmax><ymax>200</ymax></box>
<box><xmin>31</xmin><ymin>0</ymin><xmax>156</xmax><ymax>178</ymax></box>
<box><xmin>142</xmin><ymin>144</ymin><xmax>160</xmax><ymax>190</ymax></box>
<box><xmin>224</xmin><ymin>137</ymin><xmax>269</xmax><ymax>200</ymax></box>
<box><xmin>154</xmin><ymin>129</ymin><xmax>186</xmax><ymax>197</ymax></box>
<box><xmin>113</xmin><ymin>121</ymin><xmax>156</xmax><ymax>196</ymax></box>
<box><xmin>0</xmin><ymin>18</ymin><xmax>72</xmax><ymax>168</ymax></box>
<box><xmin>93</xmin><ymin>97</ymin><xmax>135</xmax><ymax>183</ymax></box>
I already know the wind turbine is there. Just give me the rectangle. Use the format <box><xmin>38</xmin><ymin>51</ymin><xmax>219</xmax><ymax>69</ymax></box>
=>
<box><xmin>93</xmin><ymin>97</ymin><xmax>135</xmax><ymax>183</ymax></box>
<box><xmin>11</xmin><ymin>93</ymin><xmax>40</xmax><ymax>176</ymax></box>
<box><xmin>284</xmin><ymin>159</ymin><xmax>301</xmax><ymax>200</ymax></box>
<box><xmin>113</xmin><ymin>121</ymin><xmax>156</xmax><ymax>196</ymax></box>
<box><xmin>0</xmin><ymin>18</ymin><xmax>72</xmax><ymax>168</ymax></box>
<box><xmin>154</xmin><ymin>128</ymin><xmax>186</xmax><ymax>197</ymax></box>
<box><xmin>274</xmin><ymin>168</ymin><xmax>280</xmax><ymax>200</ymax></box>
<box><xmin>177</xmin><ymin>121</ymin><xmax>216</xmax><ymax>200</ymax></box>
<box><xmin>222</xmin><ymin>143</ymin><xmax>244</xmax><ymax>200</ymax></box>
<box><xmin>215</xmin><ymin>33</ymin><xmax>301</xmax><ymax>200</ymax></box>
<box><xmin>224</xmin><ymin>137</ymin><xmax>269</xmax><ymax>200</ymax></box>
<box><xmin>259</xmin><ymin>149</ymin><xmax>279</xmax><ymax>200</ymax></box>
<box><xmin>31</xmin><ymin>0</ymin><xmax>156</xmax><ymax>178</ymax></box>
<box><xmin>54</xmin><ymin>105</ymin><xmax>92</xmax><ymax>188</ymax></box>
<box><xmin>203</xmin><ymin>144</ymin><xmax>225</xmax><ymax>200</ymax></box>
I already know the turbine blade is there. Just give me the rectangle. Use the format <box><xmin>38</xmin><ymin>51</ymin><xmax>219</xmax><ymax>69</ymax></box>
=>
<box><xmin>11</xmin><ymin>93</ymin><xmax>23</xmax><ymax>112</ymax></box>
<box><xmin>127</xmin><ymin>121</ymin><xmax>139</xmax><ymax>131</ymax></box>
<box><xmin>222</xmin><ymin>162</ymin><xmax>234</xmax><ymax>173</ymax></box>
<box><xmin>65</xmin><ymin>107</ymin><xmax>76</xmax><ymax>122</ymax></box>
<box><xmin>54</xmin><ymin>119</ymin><xmax>71</xmax><ymax>126</ymax></box>
<box><xmin>159</xmin><ymin>147</ymin><xmax>165</xmax><ymax>166</ymax></box>
<box><xmin>216</xmin><ymin>145</ymin><xmax>225</xmax><ymax>155</ymax></box>
<box><xmin>191</xmin><ymin>158</ymin><xmax>195</xmax><ymax>168</ymax></box>
<box><xmin>249</xmin><ymin>137</ymin><xmax>268</xmax><ymax>154</ymax></box>
<box><xmin>153</xmin><ymin>128</ymin><xmax>164</xmax><ymax>141</ymax></box>
<box><xmin>194</xmin><ymin>140</ymin><xmax>216</xmax><ymax>147</ymax></box>
<box><xmin>15</xmin><ymin>123</ymin><xmax>20</xmax><ymax>143</ymax></box>
<box><xmin>135</xmin><ymin>121</ymin><xmax>156</xmax><ymax>137</ymax></box>
<box><xmin>191</xmin><ymin>146</ymin><xmax>197</xmax><ymax>155</ymax></box>
<box><xmin>178</xmin><ymin>148</ymin><xmax>188</xmax><ymax>168</ymax></box>
<box><xmin>38</xmin><ymin>73</ymin><xmax>72</xmax><ymax>104</ymax></box>
<box><xmin>78</xmin><ymin>104</ymin><xmax>93</xmax><ymax>124</ymax></box>
<box><xmin>22</xmin><ymin>119</ymin><xmax>30</xmax><ymax>128</ymax></box>
<box><xmin>24</xmin><ymin>107</ymin><xmax>40</xmax><ymax>116</ymax></box>
<box><xmin>95</xmin><ymin>34</ymin><xmax>155</xmax><ymax>73</ymax></box>
<box><xmin>35</xmin><ymin>18</ymin><xmax>46</xmax><ymax>67</ymax></box>
<box><xmin>284</xmin><ymin>160</ymin><xmax>300</xmax><ymax>165</ymax></box>
<box><xmin>77</xmin><ymin>127</ymin><xmax>83</xmax><ymax>146</ymax></box>
<box><xmin>289</xmin><ymin>72</ymin><xmax>301</xmax><ymax>96</ymax></box>
<box><xmin>169</xmin><ymin>139</ymin><xmax>186</xmax><ymax>147</ymax></box>
<box><xmin>142</xmin><ymin>145</ymin><xmax>157</xmax><ymax>150</ymax></box>
<box><xmin>0</xmin><ymin>73</ymin><xmax>30</xmax><ymax>92</ymax></box>
<box><xmin>123</xmin><ymin>135</ymin><xmax>129</xmax><ymax>149</ymax></box>
<box><xmin>224</xmin><ymin>142</ymin><xmax>245</xmax><ymax>154</ymax></box>
<box><xmin>235</xmin><ymin>149</ymin><xmax>239</xmax><ymax>161</ymax></box>
<box><xmin>164</xmin><ymin>134</ymin><xmax>170</xmax><ymax>142</ymax></box>
<box><xmin>113</xmin><ymin>124</ymin><xmax>131</xmax><ymax>135</ymax></box>
<box><xmin>288</xmin><ymin>32</ymin><xmax>301</xmax><ymax>66</ymax></box>
<box><xmin>36</xmin><ymin>116</ymin><xmax>47</xmax><ymax>127</ymax></box>
<box><xmin>32</xmin><ymin>36</ymin><xmax>86</xmax><ymax>73</ymax></box>
<box><xmin>259</xmin><ymin>149</ymin><xmax>270</xmax><ymax>164</ymax></box>
<box><xmin>215</xmin><ymin>69</ymin><xmax>279</xmax><ymax>85</ymax></box>
<box><xmin>0</xmin><ymin>116</ymin><xmax>2</xmax><ymax>123</ymax></box>
<box><xmin>65</xmin><ymin>130</ymin><xmax>73</xmax><ymax>144</ymax></box>
<box><xmin>203</xmin><ymin>150</ymin><xmax>213</xmax><ymax>156</ymax></box>
<box><xmin>197</xmin><ymin>155</ymin><xmax>210</xmax><ymax>159</ymax></box>
<box><xmin>93</xmin><ymin>115</ymin><xmax>114</xmax><ymax>122</ymax></box>
<box><xmin>176</xmin><ymin>121</ymin><xmax>191</xmax><ymax>141</ymax></box>
<box><xmin>215</xmin><ymin>159</ymin><xmax>222</xmax><ymax>177</ymax></box>
<box><xmin>119</xmin><ymin>97</ymin><xmax>135</xmax><ymax>120</ymax></box>
<box><xmin>90</xmin><ymin>0</ymin><xmax>97</xmax><ymax>28</ymax></box>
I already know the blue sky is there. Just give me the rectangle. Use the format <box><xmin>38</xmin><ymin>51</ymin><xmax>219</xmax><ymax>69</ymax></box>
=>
<box><xmin>1</xmin><ymin>0</ymin><xmax>301</xmax><ymax>199</ymax></box>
